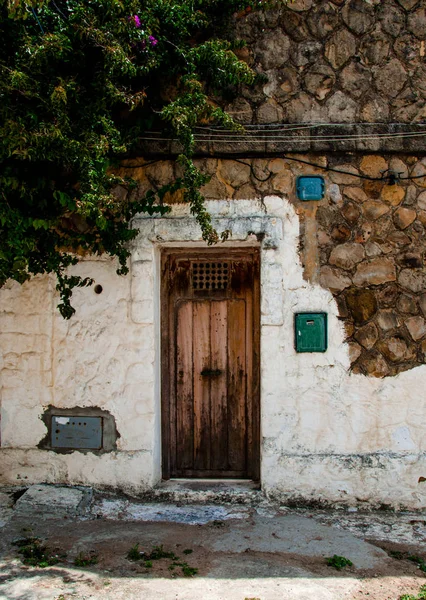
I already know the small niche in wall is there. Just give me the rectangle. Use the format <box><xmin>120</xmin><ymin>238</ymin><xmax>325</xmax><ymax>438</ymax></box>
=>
<box><xmin>38</xmin><ymin>406</ymin><xmax>119</xmax><ymax>454</ymax></box>
<box><xmin>296</xmin><ymin>176</ymin><xmax>325</xmax><ymax>201</ymax></box>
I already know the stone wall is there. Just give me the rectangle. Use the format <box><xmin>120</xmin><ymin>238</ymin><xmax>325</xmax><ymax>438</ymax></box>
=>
<box><xmin>115</xmin><ymin>152</ymin><xmax>426</xmax><ymax>377</ymax></box>
<box><xmin>226</xmin><ymin>0</ymin><xmax>426</xmax><ymax>124</ymax></box>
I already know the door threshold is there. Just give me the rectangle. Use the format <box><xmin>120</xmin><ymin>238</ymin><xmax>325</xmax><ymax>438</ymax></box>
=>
<box><xmin>157</xmin><ymin>479</ymin><xmax>261</xmax><ymax>493</ymax></box>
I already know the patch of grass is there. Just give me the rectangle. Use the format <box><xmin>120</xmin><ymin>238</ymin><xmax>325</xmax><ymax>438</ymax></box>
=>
<box><xmin>148</xmin><ymin>545</ymin><xmax>178</xmax><ymax>561</ymax></box>
<box><xmin>126</xmin><ymin>543</ymin><xmax>145</xmax><ymax>561</ymax></box>
<box><xmin>386</xmin><ymin>549</ymin><xmax>426</xmax><ymax>573</ymax></box>
<box><xmin>325</xmin><ymin>555</ymin><xmax>353</xmax><ymax>570</ymax></box>
<box><xmin>13</xmin><ymin>537</ymin><xmax>62</xmax><ymax>568</ymax></box>
<box><xmin>408</xmin><ymin>555</ymin><xmax>426</xmax><ymax>573</ymax></box>
<box><xmin>400</xmin><ymin>584</ymin><xmax>426</xmax><ymax>600</ymax></box>
<box><xmin>181</xmin><ymin>563</ymin><xmax>198</xmax><ymax>577</ymax></box>
<box><xmin>170</xmin><ymin>560</ymin><xmax>198</xmax><ymax>577</ymax></box>
<box><xmin>127</xmin><ymin>544</ymin><xmax>198</xmax><ymax>577</ymax></box>
<box><xmin>74</xmin><ymin>551</ymin><xmax>98</xmax><ymax>567</ymax></box>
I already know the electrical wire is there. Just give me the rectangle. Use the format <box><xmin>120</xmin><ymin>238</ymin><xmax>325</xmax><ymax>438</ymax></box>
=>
<box><xmin>190</xmin><ymin>132</ymin><xmax>426</xmax><ymax>140</ymax></box>
<box><xmin>125</xmin><ymin>149</ymin><xmax>426</xmax><ymax>185</ymax></box>
<box><xmin>132</xmin><ymin>124</ymin><xmax>426</xmax><ymax>184</ymax></box>
<box><xmin>194</xmin><ymin>122</ymin><xmax>426</xmax><ymax>131</ymax></box>
<box><xmin>219</xmin><ymin>155</ymin><xmax>426</xmax><ymax>183</ymax></box>
<box><xmin>136</xmin><ymin>132</ymin><xmax>426</xmax><ymax>143</ymax></box>
<box><xmin>118</xmin><ymin>159</ymin><xmax>162</xmax><ymax>169</ymax></box>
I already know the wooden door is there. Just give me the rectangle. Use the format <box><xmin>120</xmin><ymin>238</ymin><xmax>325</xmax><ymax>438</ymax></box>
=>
<box><xmin>161</xmin><ymin>248</ymin><xmax>260</xmax><ymax>480</ymax></box>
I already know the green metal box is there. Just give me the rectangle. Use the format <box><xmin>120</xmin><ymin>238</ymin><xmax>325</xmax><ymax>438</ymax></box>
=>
<box><xmin>295</xmin><ymin>313</ymin><xmax>328</xmax><ymax>353</ymax></box>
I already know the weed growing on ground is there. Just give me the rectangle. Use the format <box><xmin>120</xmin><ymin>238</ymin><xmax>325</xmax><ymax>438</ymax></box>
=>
<box><xmin>400</xmin><ymin>584</ymin><xmax>426</xmax><ymax>600</ymax></box>
<box><xmin>13</xmin><ymin>537</ymin><xmax>62</xmax><ymax>568</ymax></box>
<box><xmin>125</xmin><ymin>543</ymin><xmax>198</xmax><ymax>576</ymax></box>
<box><xmin>388</xmin><ymin>550</ymin><xmax>426</xmax><ymax>573</ymax></box>
<box><xmin>169</xmin><ymin>560</ymin><xmax>198</xmax><ymax>577</ymax></box>
<box><xmin>74</xmin><ymin>551</ymin><xmax>98</xmax><ymax>567</ymax></box>
<box><xmin>326</xmin><ymin>555</ymin><xmax>353</xmax><ymax>570</ymax></box>
<box><xmin>407</xmin><ymin>555</ymin><xmax>426</xmax><ymax>573</ymax></box>
<box><xmin>148</xmin><ymin>545</ymin><xmax>178</xmax><ymax>561</ymax></box>
<box><xmin>127</xmin><ymin>544</ymin><xmax>145</xmax><ymax>561</ymax></box>
<box><xmin>181</xmin><ymin>564</ymin><xmax>198</xmax><ymax>577</ymax></box>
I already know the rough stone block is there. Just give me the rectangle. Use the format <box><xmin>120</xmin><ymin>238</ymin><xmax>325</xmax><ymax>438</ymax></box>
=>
<box><xmin>399</xmin><ymin>269</ymin><xmax>426</xmax><ymax>293</ymax></box>
<box><xmin>354</xmin><ymin>322</ymin><xmax>378</xmax><ymax>350</ymax></box>
<box><xmin>320</xmin><ymin>266</ymin><xmax>352</xmax><ymax>293</ymax></box>
<box><xmin>15</xmin><ymin>485</ymin><xmax>92</xmax><ymax>518</ymax></box>
<box><xmin>345</xmin><ymin>288</ymin><xmax>378</xmax><ymax>324</ymax></box>
<box><xmin>405</xmin><ymin>316</ymin><xmax>426</xmax><ymax>341</ymax></box>
<box><xmin>353</xmin><ymin>258</ymin><xmax>396</xmax><ymax>287</ymax></box>
<box><xmin>360</xmin><ymin>155</ymin><xmax>388</xmax><ymax>178</ymax></box>
<box><xmin>377</xmin><ymin>310</ymin><xmax>401</xmax><ymax>331</ymax></box>
<box><xmin>325</xmin><ymin>28</ymin><xmax>357</xmax><ymax>69</ymax></box>
<box><xmin>326</xmin><ymin>91</ymin><xmax>358</xmax><ymax>123</ymax></box>
<box><xmin>357</xmin><ymin>350</ymin><xmax>390</xmax><ymax>378</ymax></box>
<box><xmin>342</xmin><ymin>0</ymin><xmax>375</xmax><ymax>34</ymax></box>
<box><xmin>255</xmin><ymin>30</ymin><xmax>291</xmax><ymax>70</ymax></box>
<box><xmin>407</xmin><ymin>7</ymin><xmax>426</xmax><ymax>39</ymax></box>
<box><xmin>378</xmin><ymin>337</ymin><xmax>414</xmax><ymax>363</ymax></box>
<box><xmin>329</xmin><ymin>243</ymin><xmax>365</xmax><ymax>270</ymax></box>
<box><xmin>393</xmin><ymin>207</ymin><xmax>416</xmax><ymax>230</ymax></box>
<box><xmin>374</xmin><ymin>59</ymin><xmax>408</xmax><ymax>98</ymax></box>
<box><xmin>362</xmin><ymin>201</ymin><xmax>389</xmax><ymax>221</ymax></box>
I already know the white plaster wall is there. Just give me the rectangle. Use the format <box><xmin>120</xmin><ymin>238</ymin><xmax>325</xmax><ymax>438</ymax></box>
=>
<box><xmin>0</xmin><ymin>196</ymin><xmax>425</xmax><ymax>507</ymax></box>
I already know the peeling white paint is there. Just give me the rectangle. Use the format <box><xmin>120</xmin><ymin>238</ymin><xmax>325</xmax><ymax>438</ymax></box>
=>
<box><xmin>0</xmin><ymin>196</ymin><xmax>425</xmax><ymax>508</ymax></box>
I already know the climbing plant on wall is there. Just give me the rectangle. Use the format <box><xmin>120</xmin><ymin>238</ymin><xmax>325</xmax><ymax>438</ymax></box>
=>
<box><xmin>0</xmin><ymin>0</ymin><xmax>285</xmax><ymax>317</ymax></box>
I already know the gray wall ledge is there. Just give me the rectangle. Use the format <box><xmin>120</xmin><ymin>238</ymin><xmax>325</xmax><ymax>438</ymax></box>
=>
<box><xmin>133</xmin><ymin>123</ymin><xmax>426</xmax><ymax>158</ymax></box>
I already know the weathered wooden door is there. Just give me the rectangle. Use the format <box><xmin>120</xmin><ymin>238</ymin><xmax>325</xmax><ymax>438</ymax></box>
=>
<box><xmin>161</xmin><ymin>248</ymin><xmax>260</xmax><ymax>480</ymax></box>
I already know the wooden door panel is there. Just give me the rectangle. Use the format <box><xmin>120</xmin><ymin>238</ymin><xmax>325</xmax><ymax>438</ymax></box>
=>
<box><xmin>210</xmin><ymin>300</ymin><xmax>228</xmax><ymax>471</ymax></box>
<box><xmin>193</xmin><ymin>301</ymin><xmax>211</xmax><ymax>471</ymax></box>
<box><xmin>176</xmin><ymin>301</ymin><xmax>194</xmax><ymax>471</ymax></box>
<box><xmin>227</xmin><ymin>299</ymin><xmax>247</xmax><ymax>472</ymax></box>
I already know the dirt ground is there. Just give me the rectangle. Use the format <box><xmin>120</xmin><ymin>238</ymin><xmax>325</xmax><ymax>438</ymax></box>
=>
<box><xmin>0</xmin><ymin>486</ymin><xmax>425</xmax><ymax>600</ymax></box>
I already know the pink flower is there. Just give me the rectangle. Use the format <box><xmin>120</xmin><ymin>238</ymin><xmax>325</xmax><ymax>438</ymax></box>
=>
<box><xmin>134</xmin><ymin>15</ymin><xmax>141</xmax><ymax>28</ymax></box>
<box><xmin>149</xmin><ymin>35</ymin><xmax>158</xmax><ymax>47</ymax></box>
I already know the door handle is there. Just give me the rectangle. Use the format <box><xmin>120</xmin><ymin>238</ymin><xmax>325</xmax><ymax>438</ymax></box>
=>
<box><xmin>201</xmin><ymin>369</ymin><xmax>223</xmax><ymax>377</ymax></box>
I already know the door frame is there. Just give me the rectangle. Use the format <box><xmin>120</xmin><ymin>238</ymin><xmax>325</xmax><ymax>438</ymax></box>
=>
<box><xmin>161</xmin><ymin>246</ymin><xmax>261</xmax><ymax>481</ymax></box>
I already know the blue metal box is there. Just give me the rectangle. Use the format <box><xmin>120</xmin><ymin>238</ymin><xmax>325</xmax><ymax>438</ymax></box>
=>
<box><xmin>295</xmin><ymin>312</ymin><xmax>328</xmax><ymax>353</ymax></box>
<box><xmin>296</xmin><ymin>176</ymin><xmax>325</xmax><ymax>201</ymax></box>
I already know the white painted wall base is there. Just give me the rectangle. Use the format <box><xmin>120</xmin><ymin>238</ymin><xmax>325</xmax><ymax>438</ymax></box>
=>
<box><xmin>1</xmin><ymin>197</ymin><xmax>425</xmax><ymax>508</ymax></box>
